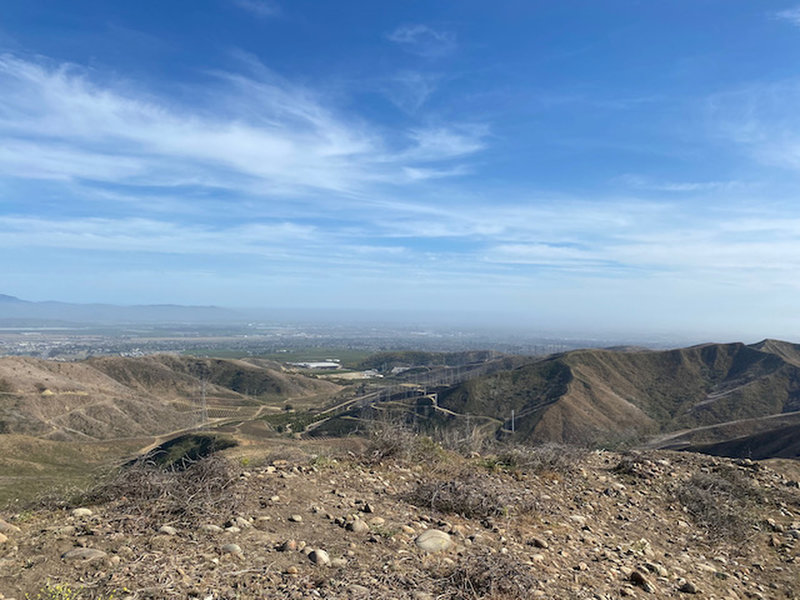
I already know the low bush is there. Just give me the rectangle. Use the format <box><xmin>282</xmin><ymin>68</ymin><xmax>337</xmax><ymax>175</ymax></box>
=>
<box><xmin>364</xmin><ymin>418</ymin><xmax>444</xmax><ymax>464</ymax></box>
<box><xmin>407</xmin><ymin>469</ymin><xmax>536</xmax><ymax>519</ymax></box>
<box><xmin>433</xmin><ymin>550</ymin><xmax>539</xmax><ymax>599</ymax></box>
<box><xmin>674</xmin><ymin>465</ymin><xmax>763</xmax><ymax>541</ymax></box>
<box><xmin>84</xmin><ymin>454</ymin><xmax>239</xmax><ymax>527</ymax></box>
<box><xmin>493</xmin><ymin>442</ymin><xmax>586</xmax><ymax>476</ymax></box>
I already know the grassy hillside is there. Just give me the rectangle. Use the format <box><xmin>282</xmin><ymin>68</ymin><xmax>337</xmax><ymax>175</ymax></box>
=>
<box><xmin>0</xmin><ymin>355</ymin><xmax>341</xmax><ymax>441</ymax></box>
<box><xmin>432</xmin><ymin>341</ymin><xmax>800</xmax><ymax>448</ymax></box>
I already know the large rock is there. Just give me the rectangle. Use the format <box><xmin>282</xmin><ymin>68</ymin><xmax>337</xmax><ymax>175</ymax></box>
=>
<box><xmin>62</xmin><ymin>548</ymin><xmax>107</xmax><ymax>561</ymax></box>
<box><xmin>0</xmin><ymin>519</ymin><xmax>21</xmax><ymax>534</ymax></box>
<box><xmin>414</xmin><ymin>529</ymin><xmax>453</xmax><ymax>553</ymax></box>
<box><xmin>71</xmin><ymin>508</ymin><xmax>93</xmax><ymax>518</ymax></box>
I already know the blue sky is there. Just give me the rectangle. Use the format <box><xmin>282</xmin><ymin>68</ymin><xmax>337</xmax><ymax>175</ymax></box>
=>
<box><xmin>3</xmin><ymin>1</ymin><xmax>800</xmax><ymax>339</ymax></box>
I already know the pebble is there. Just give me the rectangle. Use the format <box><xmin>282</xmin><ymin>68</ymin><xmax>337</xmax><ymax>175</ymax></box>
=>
<box><xmin>346</xmin><ymin>519</ymin><xmax>370</xmax><ymax>533</ymax></box>
<box><xmin>288</xmin><ymin>514</ymin><xmax>303</xmax><ymax>523</ymax></box>
<box><xmin>679</xmin><ymin>580</ymin><xmax>699</xmax><ymax>594</ymax></box>
<box><xmin>630</xmin><ymin>570</ymin><xmax>656</xmax><ymax>593</ymax></box>
<box><xmin>347</xmin><ymin>584</ymin><xmax>369</xmax><ymax>598</ymax></box>
<box><xmin>309</xmin><ymin>549</ymin><xmax>330</xmax><ymax>565</ymax></box>
<box><xmin>71</xmin><ymin>508</ymin><xmax>93</xmax><ymax>518</ymax></box>
<box><xmin>414</xmin><ymin>529</ymin><xmax>453</xmax><ymax>553</ymax></box>
<box><xmin>221</xmin><ymin>543</ymin><xmax>243</xmax><ymax>555</ymax></box>
<box><xmin>279</xmin><ymin>540</ymin><xmax>297</xmax><ymax>552</ymax></box>
<box><xmin>158</xmin><ymin>525</ymin><xmax>177</xmax><ymax>536</ymax></box>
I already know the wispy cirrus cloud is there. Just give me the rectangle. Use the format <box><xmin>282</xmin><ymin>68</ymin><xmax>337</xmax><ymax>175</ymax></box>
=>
<box><xmin>774</xmin><ymin>5</ymin><xmax>800</xmax><ymax>26</ymax></box>
<box><xmin>708</xmin><ymin>79</ymin><xmax>800</xmax><ymax>171</ymax></box>
<box><xmin>614</xmin><ymin>174</ymin><xmax>743</xmax><ymax>193</ymax></box>
<box><xmin>387</xmin><ymin>24</ymin><xmax>457</xmax><ymax>58</ymax></box>
<box><xmin>0</xmin><ymin>54</ymin><xmax>486</xmax><ymax>199</ymax></box>
<box><xmin>232</xmin><ymin>0</ymin><xmax>280</xmax><ymax>19</ymax></box>
<box><xmin>6</xmin><ymin>197</ymin><xmax>800</xmax><ymax>295</ymax></box>
<box><xmin>385</xmin><ymin>71</ymin><xmax>441</xmax><ymax>112</ymax></box>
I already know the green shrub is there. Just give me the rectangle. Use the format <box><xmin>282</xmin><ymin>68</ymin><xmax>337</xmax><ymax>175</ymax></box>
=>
<box><xmin>26</xmin><ymin>582</ymin><xmax>123</xmax><ymax>600</ymax></box>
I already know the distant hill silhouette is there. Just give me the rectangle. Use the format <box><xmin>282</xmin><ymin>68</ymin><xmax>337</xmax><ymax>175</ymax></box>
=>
<box><xmin>0</xmin><ymin>293</ymin><xmax>240</xmax><ymax>324</ymax></box>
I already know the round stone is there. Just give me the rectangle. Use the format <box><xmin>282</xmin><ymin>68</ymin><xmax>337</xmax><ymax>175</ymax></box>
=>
<box><xmin>346</xmin><ymin>519</ymin><xmax>369</xmax><ymax>533</ymax></box>
<box><xmin>221</xmin><ymin>543</ymin><xmax>243</xmax><ymax>555</ymax></box>
<box><xmin>309</xmin><ymin>549</ymin><xmax>330</xmax><ymax>565</ymax></box>
<box><xmin>414</xmin><ymin>529</ymin><xmax>453</xmax><ymax>553</ymax></box>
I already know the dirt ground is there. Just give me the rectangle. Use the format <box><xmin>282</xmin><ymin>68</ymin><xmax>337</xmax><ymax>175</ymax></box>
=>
<box><xmin>0</xmin><ymin>437</ymin><xmax>798</xmax><ymax>600</ymax></box>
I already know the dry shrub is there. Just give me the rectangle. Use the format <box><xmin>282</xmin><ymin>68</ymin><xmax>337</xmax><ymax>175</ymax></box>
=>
<box><xmin>407</xmin><ymin>469</ymin><xmax>536</xmax><ymax>519</ymax></box>
<box><xmin>364</xmin><ymin>417</ymin><xmax>444</xmax><ymax>464</ymax></box>
<box><xmin>494</xmin><ymin>442</ymin><xmax>586</xmax><ymax>476</ymax></box>
<box><xmin>431</xmin><ymin>425</ymin><xmax>492</xmax><ymax>456</ymax></box>
<box><xmin>84</xmin><ymin>454</ymin><xmax>240</xmax><ymax>527</ymax></box>
<box><xmin>613</xmin><ymin>451</ymin><xmax>656</xmax><ymax>479</ymax></box>
<box><xmin>434</xmin><ymin>550</ymin><xmax>539</xmax><ymax>599</ymax></box>
<box><xmin>674</xmin><ymin>465</ymin><xmax>763</xmax><ymax>542</ymax></box>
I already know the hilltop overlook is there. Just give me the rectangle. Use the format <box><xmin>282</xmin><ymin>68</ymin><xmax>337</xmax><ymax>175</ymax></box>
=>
<box><xmin>1</xmin><ymin>341</ymin><xmax>800</xmax><ymax>598</ymax></box>
<box><xmin>0</xmin><ymin>432</ymin><xmax>798</xmax><ymax>599</ymax></box>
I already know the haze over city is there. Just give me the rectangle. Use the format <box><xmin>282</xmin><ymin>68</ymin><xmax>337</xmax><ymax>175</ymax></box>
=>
<box><xmin>3</xmin><ymin>1</ymin><xmax>800</xmax><ymax>340</ymax></box>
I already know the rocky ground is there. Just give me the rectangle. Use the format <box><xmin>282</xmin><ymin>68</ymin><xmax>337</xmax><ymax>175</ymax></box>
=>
<box><xmin>0</xmin><ymin>433</ymin><xmax>798</xmax><ymax>600</ymax></box>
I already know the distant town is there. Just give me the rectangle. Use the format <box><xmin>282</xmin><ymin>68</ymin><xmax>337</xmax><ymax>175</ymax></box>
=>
<box><xmin>0</xmin><ymin>320</ymin><xmax>599</xmax><ymax>361</ymax></box>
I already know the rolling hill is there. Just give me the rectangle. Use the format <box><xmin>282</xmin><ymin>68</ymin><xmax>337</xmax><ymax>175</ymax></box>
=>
<box><xmin>0</xmin><ymin>355</ymin><xmax>339</xmax><ymax>441</ymax></box>
<box><xmin>426</xmin><ymin>340</ymin><xmax>800</xmax><ymax>455</ymax></box>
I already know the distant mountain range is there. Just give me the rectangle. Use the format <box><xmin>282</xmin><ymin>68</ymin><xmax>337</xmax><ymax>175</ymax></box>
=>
<box><xmin>0</xmin><ymin>293</ymin><xmax>241</xmax><ymax>324</ymax></box>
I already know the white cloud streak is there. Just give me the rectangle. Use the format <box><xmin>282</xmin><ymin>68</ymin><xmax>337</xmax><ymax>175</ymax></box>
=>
<box><xmin>0</xmin><ymin>54</ymin><xmax>485</xmax><ymax>197</ymax></box>
<box><xmin>232</xmin><ymin>0</ymin><xmax>280</xmax><ymax>19</ymax></box>
<box><xmin>387</xmin><ymin>25</ymin><xmax>456</xmax><ymax>58</ymax></box>
<box><xmin>775</xmin><ymin>6</ymin><xmax>800</xmax><ymax>26</ymax></box>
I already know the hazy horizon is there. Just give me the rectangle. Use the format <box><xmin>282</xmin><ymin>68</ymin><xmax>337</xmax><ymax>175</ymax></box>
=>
<box><xmin>3</xmin><ymin>2</ymin><xmax>800</xmax><ymax>342</ymax></box>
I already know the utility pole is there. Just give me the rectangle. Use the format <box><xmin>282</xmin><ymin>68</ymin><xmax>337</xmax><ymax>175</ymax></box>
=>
<box><xmin>195</xmin><ymin>361</ymin><xmax>209</xmax><ymax>430</ymax></box>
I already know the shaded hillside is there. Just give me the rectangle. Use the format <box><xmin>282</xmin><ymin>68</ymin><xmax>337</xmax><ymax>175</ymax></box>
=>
<box><xmin>0</xmin><ymin>355</ymin><xmax>339</xmax><ymax>441</ymax></box>
<box><xmin>433</xmin><ymin>340</ymin><xmax>800</xmax><ymax>447</ymax></box>
<box><xmin>682</xmin><ymin>422</ymin><xmax>800</xmax><ymax>459</ymax></box>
